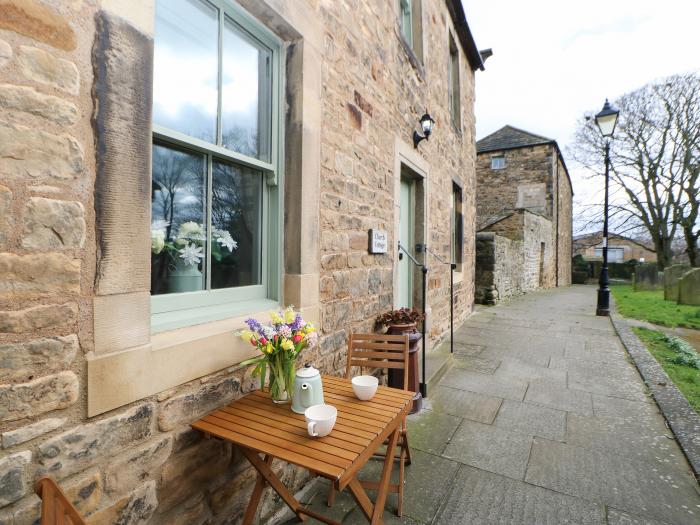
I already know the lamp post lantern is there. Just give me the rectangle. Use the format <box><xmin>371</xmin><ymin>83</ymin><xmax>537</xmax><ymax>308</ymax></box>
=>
<box><xmin>594</xmin><ymin>99</ymin><xmax>619</xmax><ymax>316</ymax></box>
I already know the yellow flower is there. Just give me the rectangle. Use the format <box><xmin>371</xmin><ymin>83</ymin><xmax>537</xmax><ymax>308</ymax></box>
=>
<box><xmin>281</xmin><ymin>339</ymin><xmax>293</xmax><ymax>351</ymax></box>
<box><xmin>284</xmin><ymin>308</ymin><xmax>295</xmax><ymax>324</ymax></box>
<box><xmin>266</xmin><ymin>343</ymin><xmax>274</xmax><ymax>354</ymax></box>
<box><xmin>240</xmin><ymin>330</ymin><xmax>254</xmax><ymax>343</ymax></box>
<box><xmin>303</xmin><ymin>323</ymin><xmax>316</xmax><ymax>334</ymax></box>
<box><xmin>269</xmin><ymin>311</ymin><xmax>284</xmax><ymax>324</ymax></box>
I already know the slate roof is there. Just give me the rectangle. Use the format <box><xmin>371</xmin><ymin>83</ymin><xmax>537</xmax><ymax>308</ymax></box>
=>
<box><xmin>476</xmin><ymin>125</ymin><xmax>554</xmax><ymax>153</ymax></box>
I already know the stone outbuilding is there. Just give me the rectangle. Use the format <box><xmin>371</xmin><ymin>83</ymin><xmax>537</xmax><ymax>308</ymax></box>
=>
<box><xmin>0</xmin><ymin>0</ymin><xmax>484</xmax><ymax>522</ymax></box>
<box><xmin>473</xmin><ymin>126</ymin><xmax>573</xmax><ymax>303</ymax></box>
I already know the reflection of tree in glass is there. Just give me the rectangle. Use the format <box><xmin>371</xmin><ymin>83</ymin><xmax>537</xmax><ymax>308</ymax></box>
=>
<box><xmin>151</xmin><ymin>145</ymin><xmax>206</xmax><ymax>294</ymax></box>
<box><xmin>152</xmin><ymin>145</ymin><xmax>205</xmax><ymax>241</ymax></box>
<box><xmin>212</xmin><ymin>162</ymin><xmax>261</xmax><ymax>287</ymax></box>
<box><xmin>222</xmin><ymin>127</ymin><xmax>259</xmax><ymax>159</ymax></box>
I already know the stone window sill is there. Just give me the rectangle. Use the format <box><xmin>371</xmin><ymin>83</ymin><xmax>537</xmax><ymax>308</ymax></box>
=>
<box><xmin>87</xmin><ymin>306</ymin><xmax>275</xmax><ymax>417</ymax></box>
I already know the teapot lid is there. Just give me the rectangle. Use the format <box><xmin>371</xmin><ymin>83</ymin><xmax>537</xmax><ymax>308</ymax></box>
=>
<box><xmin>296</xmin><ymin>363</ymin><xmax>320</xmax><ymax>378</ymax></box>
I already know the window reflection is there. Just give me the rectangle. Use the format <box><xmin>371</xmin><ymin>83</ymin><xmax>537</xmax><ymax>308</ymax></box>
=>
<box><xmin>211</xmin><ymin>161</ymin><xmax>263</xmax><ymax>289</ymax></box>
<box><xmin>153</xmin><ymin>0</ymin><xmax>218</xmax><ymax>143</ymax></box>
<box><xmin>221</xmin><ymin>17</ymin><xmax>272</xmax><ymax>161</ymax></box>
<box><xmin>151</xmin><ymin>144</ymin><xmax>207</xmax><ymax>295</ymax></box>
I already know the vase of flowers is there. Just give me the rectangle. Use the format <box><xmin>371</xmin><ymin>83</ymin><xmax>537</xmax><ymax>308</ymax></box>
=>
<box><xmin>151</xmin><ymin>221</ymin><xmax>238</xmax><ymax>293</ymax></box>
<box><xmin>239</xmin><ymin>307</ymin><xmax>318</xmax><ymax>403</ymax></box>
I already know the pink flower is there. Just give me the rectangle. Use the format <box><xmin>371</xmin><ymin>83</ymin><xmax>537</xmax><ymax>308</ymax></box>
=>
<box><xmin>260</xmin><ymin>337</ymin><xmax>268</xmax><ymax>345</ymax></box>
<box><xmin>293</xmin><ymin>334</ymin><xmax>303</xmax><ymax>344</ymax></box>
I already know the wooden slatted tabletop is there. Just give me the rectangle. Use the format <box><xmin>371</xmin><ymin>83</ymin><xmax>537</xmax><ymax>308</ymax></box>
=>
<box><xmin>192</xmin><ymin>375</ymin><xmax>414</xmax><ymax>490</ymax></box>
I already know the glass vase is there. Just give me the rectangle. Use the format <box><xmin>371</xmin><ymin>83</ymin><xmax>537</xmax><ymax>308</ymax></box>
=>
<box><xmin>268</xmin><ymin>353</ymin><xmax>295</xmax><ymax>404</ymax></box>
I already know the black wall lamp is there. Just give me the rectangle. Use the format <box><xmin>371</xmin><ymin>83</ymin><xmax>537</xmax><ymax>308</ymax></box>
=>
<box><xmin>412</xmin><ymin>111</ymin><xmax>435</xmax><ymax>148</ymax></box>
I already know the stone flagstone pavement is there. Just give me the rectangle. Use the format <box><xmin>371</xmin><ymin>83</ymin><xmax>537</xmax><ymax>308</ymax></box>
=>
<box><xmin>285</xmin><ymin>286</ymin><xmax>700</xmax><ymax>524</ymax></box>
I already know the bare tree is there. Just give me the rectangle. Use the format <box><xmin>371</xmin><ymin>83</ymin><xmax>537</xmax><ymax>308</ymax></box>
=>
<box><xmin>570</xmin><ymin>72</ymin><xmax>700</xmax><ymax>269</ymax></box>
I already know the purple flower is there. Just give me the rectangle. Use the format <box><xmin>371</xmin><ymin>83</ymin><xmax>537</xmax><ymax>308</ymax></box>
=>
<box><xmin>290</xmin><ymin>314</ymin><xmax>304</xmax><ymax>331</ymax></box>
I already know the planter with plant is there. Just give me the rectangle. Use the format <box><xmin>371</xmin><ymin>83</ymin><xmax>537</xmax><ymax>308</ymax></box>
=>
<box><xmin>375</xmin><ymin>308</ymin><xmax>425</xmax><ymax>413</ymax></box>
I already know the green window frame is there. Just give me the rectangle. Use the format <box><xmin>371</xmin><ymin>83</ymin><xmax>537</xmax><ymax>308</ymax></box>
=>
<box><xmin>448</xmin><ymin>33</ymin><xmax>461</xmax><ymax>129</ymax></box>
<box><xmin>151</xmin><ymin>0</ymin><xmax>284</xmax><ymax>333</ymax></box>
<box><xmin>399</xmin><ymin>0</ymin><xmax>413</xmax><ymax>48</ymax></box>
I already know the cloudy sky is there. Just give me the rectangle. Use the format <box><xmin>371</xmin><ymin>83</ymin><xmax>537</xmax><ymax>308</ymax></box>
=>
<box><xmin>462</xmin><ymin>0</ymin><xmax>700</xmax><ymax>232</ymax></box>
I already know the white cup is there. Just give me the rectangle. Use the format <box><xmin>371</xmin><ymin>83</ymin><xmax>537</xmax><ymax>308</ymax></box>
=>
<box><xmin>304</xmin><ymin>404</ymin><xmax>337</xmax><ymax>437</ymax></box>
<box><xmin>352</xmin><ymin>375</ymin><xmax>379</xmax><ymax>401</ymax></box>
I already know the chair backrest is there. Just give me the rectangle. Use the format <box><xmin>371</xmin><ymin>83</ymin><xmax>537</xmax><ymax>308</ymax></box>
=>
<box><xmin>35</xmin><ymin>477</ymin><xmax>87</xmax><ymax>525</ymax></box>
<box><xmin>345</xmin><ymin>333</ymin><xmax>410</xmax><ymax>390</ymax></box>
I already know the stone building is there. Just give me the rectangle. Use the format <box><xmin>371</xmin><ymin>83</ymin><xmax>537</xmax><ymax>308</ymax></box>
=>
<box><xmin>0</xmin><ymin>0</ymin><xmax>483</xmax><ymax>523</ymax></box>
<box><xmin>473</xmin><ymin>126</ymin><xmax>573</xmax><ymax>303</ymax></box>
<box><xmin>574</xmin><ymin>232</ymin><xmax>657</xmax><ymax>263</ymax></box>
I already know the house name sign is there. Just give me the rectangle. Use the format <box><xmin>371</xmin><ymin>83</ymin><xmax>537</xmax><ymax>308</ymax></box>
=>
<box><xmin>368</xmin><ymin>229</ymin><xmax>388</xmax><ymax>254</ymax></box>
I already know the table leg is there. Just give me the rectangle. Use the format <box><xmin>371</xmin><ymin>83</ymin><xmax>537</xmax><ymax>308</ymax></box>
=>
<box><xmin>242</xmin><ymin>454</ymin><xmax>272</xmax><ymax>525</ymax></box>
<box><xmin>371</xmin><ymin>428</ymin><xmax>399</xmax><ymax>525</ymax></box>
<box><xmin>347</xmin><ymin>478</ymin><xmax>374</xmax><ymax>522</ymax></box>
<box><xmin>241</xmin><ymin>449</ymin><xmax>308</xmax><ymax>523</ymax></box>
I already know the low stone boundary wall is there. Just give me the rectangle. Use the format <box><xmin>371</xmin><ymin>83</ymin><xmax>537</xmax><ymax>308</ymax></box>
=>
<box><xmin>611</xmin><ymin>314</ymin><xmax>700</xmax><ymax>480</ymax></box>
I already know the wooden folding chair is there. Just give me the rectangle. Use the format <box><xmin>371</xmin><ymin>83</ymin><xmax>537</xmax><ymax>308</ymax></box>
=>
<box><xmin>327</xmin><ymin>332</ymin><xmax>412</xmax><ymax>516</ymax></box>
<box><xmin>35</xmin><ymin>477</ymin><xmax>86</xmax><ymax>525</ymax></box>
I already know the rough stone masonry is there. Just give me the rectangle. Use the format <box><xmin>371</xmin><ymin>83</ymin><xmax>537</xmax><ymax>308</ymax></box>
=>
<box><xmin>0</xmin><ymin>0</ymin><xmax>481</xmax><ymax>524</ymax></box>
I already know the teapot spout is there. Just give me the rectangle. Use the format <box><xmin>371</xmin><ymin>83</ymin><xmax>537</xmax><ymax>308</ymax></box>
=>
<box><xmin>300</xmin><ymin>382</ymin><xmax>313</xmax><ymax>408</ymax></box>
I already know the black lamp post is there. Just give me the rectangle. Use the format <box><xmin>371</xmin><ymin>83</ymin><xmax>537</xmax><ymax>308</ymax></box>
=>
<box><xmin>594</xmin><ymin>99</ymin><xmax>620</xmax><ymax>316</ymax></box>
<box><xmin>413</xmin><ymin>111</ymin><xmax>435</xmax><ymax>148</ymax></box>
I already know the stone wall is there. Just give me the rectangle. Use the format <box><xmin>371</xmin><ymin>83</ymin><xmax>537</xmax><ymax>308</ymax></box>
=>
<box><xmin>475</xmin><ymin>143</ymin><xmax>572</xmax><ymax>288</ymax></box>
<box><xmin>475</xmin><ymin>144</ymin><xmax>553</xmax><ymax>225</ymax></box>
<box><xmin>555</xmin><ymin>157</ymin><xmax>572</xmax><ymax>286</ymax></box>
<box><xmin>474</xmin><ymin>232</ymin><xmax>522</xmax><ymax>304</ymax></box>
<box><xmin>475</xmin><ymin>210</ymin><xmax>553</xmax><ymax>304</ymax></box>
<box><xmin>0</xmin><ymin>0</ymin><xmax>478</xmax><ymax>524</ymax></box>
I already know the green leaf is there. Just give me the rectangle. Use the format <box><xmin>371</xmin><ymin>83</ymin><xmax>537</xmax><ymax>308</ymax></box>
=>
<box><xmin>260</xmin><ymin>361</ymin><xmax>267</xmax><ymax>391</ymax></box>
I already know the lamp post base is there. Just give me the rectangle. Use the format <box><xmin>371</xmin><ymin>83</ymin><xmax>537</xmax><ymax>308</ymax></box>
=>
<box><xmin>596</xmin><ymin>289</ymin><xmax>610</xmax><ymax>316</ymax></box>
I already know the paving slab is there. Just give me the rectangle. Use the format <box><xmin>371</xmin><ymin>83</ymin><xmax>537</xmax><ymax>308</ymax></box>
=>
<box><xmin>406</xmin><ymin>408</ymin><xmax>462</xmax><ymax>455</ymax></box>
<box><xmin>426</xmin><ymin>385</ymin><xmax>502</xmax><ymax>424</ymax></box>
<box><xmin>493</xmin><ymin>399</ymin><xmax>566</xmax><ymax>441</ymax></box>
<box><xmin>493</xmin><ymin>358</ymin><xmax>567</xmax><ymax>385</ymax></box>
<box><xmin>451</xmin><ymin>341</ymin><xmax>485</xmax><ymax>356</ymax></box>
<box><xmin>442</xmin><ymin>419</ymin><xmax>533</xmax><ymax>480</ymax></box>
<box><xmin>606</xmin><ymin>508</ymin><xmax>673</xmax><ymax>525</ymax></box>
<box><xmin>524</xmin><ymin>380</ymin><xmax>594</xmax><ymax>416</ymax></box>
<box><xmin>525</xmin><ymin>438</ymin><xmax>700</xmax><ymax>525</ymax></box>
<box><xmin>434</xmin><ymin>465</ymin><xmax>606</xmax><ymax>525</ymax></box>
<box><xmin>450</xmin><ymin>355</ymin><xmax>500</xmax><ymax>374</ymax></box>
<box><xmin>568</xmin><ymin>367</ymin><xmax>651</xmax><ymax>403</ymax></box>
<box><xmin>566</xmin><ymin>413</ymin><xmax>687</xmax><ymax>467</ymax></box>
<box><xmin>439</xmin><ymin>367</ymin><xmax>528</xmax><ymax>401</ymax></box>
<box><xmin>592</xmin><ymin>393</ymin><xmax>662</xmax><ymax>426</ymax></box>
<box><xmin>479</xmin><ymin>346</ymin><xmax>551</xmax><ymax>367</ymax></box>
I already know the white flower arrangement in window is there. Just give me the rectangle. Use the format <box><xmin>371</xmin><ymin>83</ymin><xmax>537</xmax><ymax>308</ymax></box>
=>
<box><xmin>151</xmin><ymin>220</ymin><xmax>238</xmax><ymax>267</ymax></box>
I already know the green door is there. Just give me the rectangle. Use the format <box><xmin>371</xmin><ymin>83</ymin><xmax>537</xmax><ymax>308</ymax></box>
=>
<box><xmin>396</xmin><ymin>177</ymin><xmax>414</xmax><ymax>308</ymax></box>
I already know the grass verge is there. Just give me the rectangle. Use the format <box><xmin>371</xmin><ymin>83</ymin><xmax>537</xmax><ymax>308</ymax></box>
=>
<box><xmin>611</xmin><ymin>284</ymin><xmax>700</xmax><ymax>329</ymax></box>
<box><xmin>633</xmin><ymin>327</ymin><xmax>700</xmax><ymax>414</ymax></box>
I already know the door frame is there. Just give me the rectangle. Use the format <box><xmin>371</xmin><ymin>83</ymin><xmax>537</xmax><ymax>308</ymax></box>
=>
<box><xmin>393</xmin><ymin>137</ymin><xmax>429</xmax><ymax>311</ymax></box>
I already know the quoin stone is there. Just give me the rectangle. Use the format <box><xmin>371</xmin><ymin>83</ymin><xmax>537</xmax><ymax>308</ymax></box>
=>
<box><xmin>17</xmin><ymin>45</ymin><xmax>79</xmax><ymax>95</ymax></box>
<box><xmin>22</xmin><ymin>197</ymin><xmax>86</xmax><ymax>250</ymax></box>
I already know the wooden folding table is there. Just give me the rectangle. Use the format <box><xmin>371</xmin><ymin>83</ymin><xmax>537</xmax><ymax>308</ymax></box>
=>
<box><xmin>191</xmin><ymin>375</ymin><xmax>414</xmax><ymax>525</ymax></box>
